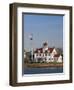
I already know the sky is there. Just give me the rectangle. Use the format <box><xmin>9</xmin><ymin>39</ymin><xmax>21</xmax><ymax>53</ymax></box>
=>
<box><xmin>23</xmin><ymin>14</ymin><xmax>63</xmax><ymax>51</ymax></box>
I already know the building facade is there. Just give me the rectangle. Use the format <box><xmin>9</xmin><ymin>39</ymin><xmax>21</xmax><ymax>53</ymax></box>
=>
<box><xmin>34</xmin><ymin>42</ymin><xmax>62</xmax><ymax>63</ymax></box>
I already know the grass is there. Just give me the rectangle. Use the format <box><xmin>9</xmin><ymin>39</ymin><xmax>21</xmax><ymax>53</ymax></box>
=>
<box><xmin>25</xmin><ymin>62</ymin><xmax>63</xmax><ymax>68</ymax></box>
<box><xmin>29</xmin><ymin>61</ymin><xmax>63</xmax><ymax>64</ymax></box>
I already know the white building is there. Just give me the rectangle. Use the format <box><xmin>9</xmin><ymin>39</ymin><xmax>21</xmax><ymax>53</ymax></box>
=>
<box><xmin>34</xmin><ymin>42</ymin><xmax>62</xmax><ymax>63</ymax></box>
<box><xmin>54</xmin><ymin>54</ymin><xmax>63</xmax><ymax>62</ymax></box>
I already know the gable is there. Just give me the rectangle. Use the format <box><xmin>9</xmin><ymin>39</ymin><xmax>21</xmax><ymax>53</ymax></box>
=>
<box><xmin>51</xmin><ymin>48</ymin><xmax>57</xmax><ymax>55</ymax></box>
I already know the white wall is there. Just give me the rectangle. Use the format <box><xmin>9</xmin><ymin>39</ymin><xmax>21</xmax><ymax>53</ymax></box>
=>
<box><xmin>0</xmin><ymin>0</ymin><xmax>74</xmax><ymax>90</ymax></box>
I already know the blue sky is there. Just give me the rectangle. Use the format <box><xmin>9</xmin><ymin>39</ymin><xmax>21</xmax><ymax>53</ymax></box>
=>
<box><xmin>23</xmin><ymin>14</ymin><xmax>63</xmax><ymax>50</ymax></box>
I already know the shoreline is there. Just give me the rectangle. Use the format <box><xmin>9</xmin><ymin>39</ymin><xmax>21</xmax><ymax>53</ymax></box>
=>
<box><xmin>25</xmin><ymin>63</ymin><xmax>63</xmax><ymax>68</ymax></box>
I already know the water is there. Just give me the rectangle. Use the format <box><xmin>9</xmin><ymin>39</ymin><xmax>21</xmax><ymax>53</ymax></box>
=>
<box><xmin>24</xmin><ymin>67</ymin><xmax>63</xmax><ymax>74</ymax></box>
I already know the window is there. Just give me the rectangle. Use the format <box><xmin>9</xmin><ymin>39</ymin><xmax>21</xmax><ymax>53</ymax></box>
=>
<box><xmin>49</xmin><ymin>58</ymin><xmax>50</xmax><ymax>60</ymax></box>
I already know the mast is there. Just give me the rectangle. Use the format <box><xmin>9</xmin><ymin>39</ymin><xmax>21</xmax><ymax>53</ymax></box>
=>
<box><xmin>29</xmin><ymin>33</ymin><xmax>34</xmax><ymax>62</ymax></box>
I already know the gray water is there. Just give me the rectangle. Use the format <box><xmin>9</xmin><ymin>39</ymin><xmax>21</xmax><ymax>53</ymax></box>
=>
<box><xmin>24</xmin><ymin>67</ymin><xmax>63</xmax><ymax>74</ymax></box>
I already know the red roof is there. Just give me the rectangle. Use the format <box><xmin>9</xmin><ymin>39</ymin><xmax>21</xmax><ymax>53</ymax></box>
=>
<box><xmin>34</xmin><ymin>48</ymin><xmax>54</xmax><ymax>53</ymax></box>
<box><xmin>34</xmin><ymin>48</ymin><xmax>43</xmax><ymax>53</ymax></box>
<box><xmin>54</xmin><ymin>54</ymin><xmax>60</xmax><ymax>57</ymax></box>
<box><xmin>48</xmin><ymin>48</ymin><xmax>54</xmax><ymax>53</ymax></box>
<box><xmin>37</xmin><ymin>48</ymin><xmax>43</xmax><ymax>51</ymax></box>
